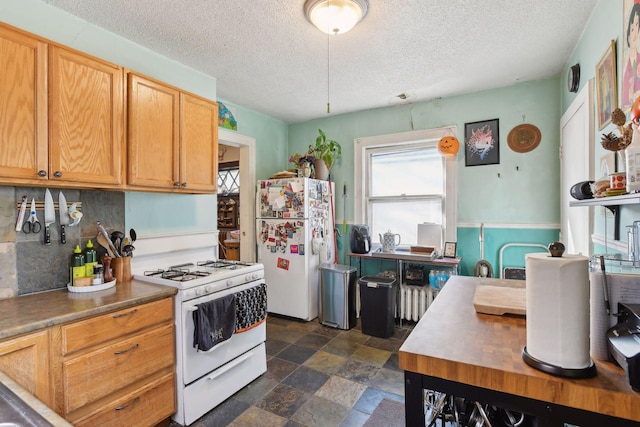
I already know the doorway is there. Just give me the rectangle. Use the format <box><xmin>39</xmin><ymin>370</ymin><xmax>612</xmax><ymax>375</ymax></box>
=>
<box><xmin>560</xmin><ymin>79</ymin><xmax>594</xmax><ymax>256</ymax></box>
<box><xmin>218</xmin><ymin>128</ymin><xmax>257</xmax><ymax>261</ymax></box>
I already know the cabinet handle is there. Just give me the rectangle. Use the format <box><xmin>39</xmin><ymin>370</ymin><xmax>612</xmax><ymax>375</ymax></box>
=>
<box><xmin>173</xmin><ymin>182</ymin><xmax>180</xmax><ymax>187</ymax></box>
<box><xmin>112</xmin><ymin>308</ymin><xmax>138</xmax><ymax>318</ymax></box>
<box><xmin>181</xmin><ymin>182</ymin><xmax>187</xmax><ymax>187</ymax></box>
<box><xmin>37</xmin><ymin>170</ymin><xmax>47</xmax><ymax>177</ymax></box>
<box><xmin>115</xmin><ymin>397</ymin><xmax>140</xmax><ymax>411</ymax></box>
<box><xmin>114</xmin><ymin>343</ymin><xmax>139</xmax><ymax>355</ymax></box>
<box><xmin>53</xmin><ymin>171</ymin><xmax>62</xmax><ymax>178</ymax></box>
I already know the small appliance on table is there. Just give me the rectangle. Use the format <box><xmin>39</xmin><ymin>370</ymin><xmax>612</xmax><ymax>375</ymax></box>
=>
<box><xmin>132</xmin><ymin>232</ymin><xmax>266</xmax><ymax>426</ymax></box>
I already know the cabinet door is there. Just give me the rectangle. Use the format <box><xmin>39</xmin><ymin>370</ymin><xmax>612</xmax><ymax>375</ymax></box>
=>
<box><xmin>49</xmin><ymin>46</ymin><xmax>123</xmax><ymax>186</ymax></box>
<box><xmin>0</xmin><ymin>330</ymin><xmax>51</xmax><ymax>407</ymax></box>
<box><xmin>128</xmin><ymin>73</ymin><xmax>180</xmax><ymax>189</ymax></box>
<box><xmin>180</xmin><ymin>93</ymin><xmax>218</xmax><ymax>192</ymax></box>
<box><xmin>0</xmin><ymin>25</ymin><xmax>48</xmax><ymax>181</ymax></box>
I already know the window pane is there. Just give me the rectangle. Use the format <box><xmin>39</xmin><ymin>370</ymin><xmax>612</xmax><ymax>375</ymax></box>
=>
<box><xmin>370</xmin><ymin>199</ymin><xmax>442</xmax><ymax>246</ymax></box>
<box><xmin>370</xmin><ymin>148</ymin><xmax>443</xmax><ymax>196</ymax></box>
<box><xmin>217</xmin><ymin>169</ymin><xmax>240</xmax><ymax>194</ymax></box>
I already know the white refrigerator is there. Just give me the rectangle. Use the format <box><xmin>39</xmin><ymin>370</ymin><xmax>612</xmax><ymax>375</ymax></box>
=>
<box><xmin>256</xmin><ymin>178</ymin><xmax>335</xmax><ymax>320</ymax></box>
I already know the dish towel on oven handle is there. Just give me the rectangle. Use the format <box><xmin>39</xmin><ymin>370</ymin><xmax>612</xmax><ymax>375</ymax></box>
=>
<box><xmin>193</xmin><ymin>293</ymin><xmax>236</xmax><ymax>352</ymax></box>
<box><xmin>235</xmin><ymin>282</ymin><xmax>268</xmax><ymax>333</ymax></box>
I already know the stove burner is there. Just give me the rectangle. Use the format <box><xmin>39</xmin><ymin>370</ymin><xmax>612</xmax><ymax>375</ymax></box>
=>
<box><xmin>197</xmin><ymin>260</ymin><xmax>254</xmax><ymax>269</ymax></box>
<box><xmin>144</xmin><ymin>268</ymin><xmax>211</xmax><ymax>282</ymax></box>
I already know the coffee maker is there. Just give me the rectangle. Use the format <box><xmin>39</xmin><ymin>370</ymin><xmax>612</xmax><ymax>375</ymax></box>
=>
<box><xmin>349</xmin><ymin>225</ymin><xmax>371</xmax><ymax>254</ymax></box>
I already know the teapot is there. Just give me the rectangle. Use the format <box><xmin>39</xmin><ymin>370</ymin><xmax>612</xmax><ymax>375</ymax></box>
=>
<box><xmin>379</xmin><ymin>230</ymin><xmax>401</xmax><ymax>253</ymax></box>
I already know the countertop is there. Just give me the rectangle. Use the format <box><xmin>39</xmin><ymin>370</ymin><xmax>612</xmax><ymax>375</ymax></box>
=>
<box><xmin>399</xmin><ymin>275</ymin><xmax>640</xmax><ymax>422</ymax></box>
<box><xmin>0</xmin><ymin>279</ymin><xmax>177</xmax><ymax>340</ymax></box>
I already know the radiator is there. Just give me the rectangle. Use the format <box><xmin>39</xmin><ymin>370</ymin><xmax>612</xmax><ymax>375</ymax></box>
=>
<box><xmin>355</xmin><ymin>282</ymin><xmax>434</xmax><ymax>322</ymax></box>
<box><xmin>399</xmin><ymin>284</ymin><xmax>433</xmax><ymax>321</ymax></box>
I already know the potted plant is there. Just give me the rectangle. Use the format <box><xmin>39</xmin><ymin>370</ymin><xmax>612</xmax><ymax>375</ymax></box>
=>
<box><xmin>309</xmin><ymin>129</ymin><xmax>341</xmax><ymax>180</ymax></box>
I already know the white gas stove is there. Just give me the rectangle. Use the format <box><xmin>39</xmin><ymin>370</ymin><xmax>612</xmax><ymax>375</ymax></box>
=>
<box><xmin>131</xmin><ymin>232</ymin><xmax>267</xmax><ymax>426</ymax></box>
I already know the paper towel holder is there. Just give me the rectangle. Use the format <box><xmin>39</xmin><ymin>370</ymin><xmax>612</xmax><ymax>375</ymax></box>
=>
<box><xmin>521</xmin><ymin>347</ymin><xmax>596</xmax><ymax>378</ymax></box>
<box><xmin>521</xmin><ymin>242</ymin><xmax>597</xmax><ymax>379</ymax></box>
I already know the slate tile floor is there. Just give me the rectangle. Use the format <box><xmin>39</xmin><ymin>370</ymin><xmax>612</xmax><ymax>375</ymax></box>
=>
<box><xmin>176</xmin><ymin>315</ymin><xmax>414</xmax><ymax>427</ymax></box>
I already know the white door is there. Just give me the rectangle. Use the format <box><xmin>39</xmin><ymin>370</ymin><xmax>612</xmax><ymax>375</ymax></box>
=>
<box><xmin>560</xmin><ymin>79</ymin><xmax>594</xmax><ymax>256</ymax></box>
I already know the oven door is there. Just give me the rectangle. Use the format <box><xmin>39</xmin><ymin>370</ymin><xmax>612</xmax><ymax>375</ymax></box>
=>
<box><xmin>182</xmin><ymin>279</ymin><xmax>266</xmax><ymax>384</ymax></box>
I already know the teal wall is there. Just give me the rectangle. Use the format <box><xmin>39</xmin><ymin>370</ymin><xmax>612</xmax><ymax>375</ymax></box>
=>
<box><xmin>290</xmin><ymin>78</ymin><xmax>562</xmax><ymax>274</ymax></box>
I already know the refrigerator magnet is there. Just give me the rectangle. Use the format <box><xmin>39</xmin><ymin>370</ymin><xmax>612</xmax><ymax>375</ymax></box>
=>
<box><xmin>299</xmin><ymin>244</ymin><xmax>305</xmax><ymax>255</ymax></box>
<box><xmin>277</xmin><ymin>258</ymin><xmax>290</xmax><ymax>270</ymax></box>
<box><xmin>290</xmin><ymin>245</ymin><xmax>299</xmax><ymax>254</ymax></box>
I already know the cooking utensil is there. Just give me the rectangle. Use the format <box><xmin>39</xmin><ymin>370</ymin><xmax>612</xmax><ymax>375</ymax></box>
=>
<box><xmin>96</xmin><ymin>233</ymin><xmax>116</xmax><ymax>258</ymax></box>
<box><xmin>122</xmin><ymin>244</ymin><xmax>135</xmax><ymax>257</ymax></box>
<box><xmin>22</xmin><ymin>198</ymin><xmax>42</xmax><ymax>234</ymax></box>
<box><xmin>97</xmin><ymin>221</ymin><xmax>120</xmax><ymax>257</ymax></box>
<box><xmin>15</xmin><ymin>195</ymin><xmax>27</xmax><ymax>232</ymax></box>
<box><xmin>129</xmin><ymin>228</ymin><xmax>137</xmax><ymax>243</ymax></box>
<box><xmin>58</xmin><ymin>191</ymin><xmax>69</xmax><ymax>244</ymax></box>
<box><xmin>44</xmin><ymin>189</ymin><xmax>55</xmax><ymax>245</ymax></box>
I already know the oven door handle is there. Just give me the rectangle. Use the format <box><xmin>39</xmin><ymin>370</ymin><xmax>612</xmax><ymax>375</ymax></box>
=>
<box><xmin>187</xmin><ymin>306</ymin><xmax>198</xmax><ymax>312</ymax></box>
<box><xmin>206</xmin><ymin>351</ymin><xmax>253</xmax><ymax>381</ymax></box>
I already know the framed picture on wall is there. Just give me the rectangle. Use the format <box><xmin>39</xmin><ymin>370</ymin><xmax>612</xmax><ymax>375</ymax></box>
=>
<box><xmin>464</xmin><ymin>119</ymin><xmax>500</xmax><ymax>167</ymax></box>
<box><xmin>596</xmin><ymin>40</ymin><xmax>617</xmax><ymax>129</ymax></box>
<box><xmin>622</xmin><ymin>0</ymin><xmax>640</xmax><ymax>110</ymax></box>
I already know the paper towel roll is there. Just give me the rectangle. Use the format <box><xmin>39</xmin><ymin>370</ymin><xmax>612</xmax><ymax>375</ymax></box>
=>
<box><xmin>526</xmin><ymin>252</ymin><xmax>590</xmax><ymax>369</ymax></box>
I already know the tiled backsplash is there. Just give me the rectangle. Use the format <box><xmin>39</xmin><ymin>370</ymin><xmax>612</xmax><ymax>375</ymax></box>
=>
<box><xmin>1</xmin><ymin>186</ymin><xmax>124</xmax><ymax>296</ymax></box>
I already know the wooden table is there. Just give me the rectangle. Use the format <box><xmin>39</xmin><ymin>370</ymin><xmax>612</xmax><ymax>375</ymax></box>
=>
<box><xmin>399</xmin><ymin>276</ymin><xmax>640</xmax><ymax>427</ymax></box>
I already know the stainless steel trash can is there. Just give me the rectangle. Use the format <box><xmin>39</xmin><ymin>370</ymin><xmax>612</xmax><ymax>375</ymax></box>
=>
<box><xmin>319</xmin><ymin>264</ymin><xmax>357</xmax><ymax>330</ymax></box>
<box><xmin>358</xmin><ymin>275</ymin><xmax>397</xmax><ymax>338</ymax></box>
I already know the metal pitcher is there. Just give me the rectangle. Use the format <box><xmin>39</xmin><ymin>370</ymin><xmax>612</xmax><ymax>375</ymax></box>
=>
<box><xmin>379</xmin><ymin>230</ymin><xmax>401</xmax><ymax>253</ymax></box>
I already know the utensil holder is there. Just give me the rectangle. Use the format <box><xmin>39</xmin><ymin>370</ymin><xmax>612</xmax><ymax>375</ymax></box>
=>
<box><xmin>111</xmin><ymin>256</ymin><xmax>131</xmax><ymax>283</ymax></box>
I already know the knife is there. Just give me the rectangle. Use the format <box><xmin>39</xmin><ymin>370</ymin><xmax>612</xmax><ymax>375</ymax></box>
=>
<box><xmin>58</xmin><ymin>191</ymin><xmax>69</xmax><ymax>244</ymax></box>
<box><xmin>44</xmin><ymin>189</ymin><xmax>55</xmax><ymax>245</ymax></box>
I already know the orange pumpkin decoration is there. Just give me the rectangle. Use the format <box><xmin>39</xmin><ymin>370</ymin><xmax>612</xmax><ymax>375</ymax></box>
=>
<box><xmin>438</xmin><ymin>136</ymin><xmax>460</xmax><ymax>156</ymax></box>
<box><xmin>632</xmin><ymin>96</ymin><xmax>640</xmax><ymax>126</ymax></box>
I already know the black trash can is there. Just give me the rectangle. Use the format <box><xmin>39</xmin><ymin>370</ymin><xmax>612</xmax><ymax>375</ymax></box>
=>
<box><xmin>319</xmin><ymin>264</ymin><xmax>357</xmax><ymax>330</ymax></box>
<box><xmin>358</xmin><ymin>275</ymin><xmax>397</xmax><ymax>338</ymax></box>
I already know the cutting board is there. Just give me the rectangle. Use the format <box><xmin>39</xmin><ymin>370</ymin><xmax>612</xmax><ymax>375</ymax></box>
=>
<box><xmin>473</xmin><ymin>284</ymin><xmax>526</xmax><ymax>316</ymax></box>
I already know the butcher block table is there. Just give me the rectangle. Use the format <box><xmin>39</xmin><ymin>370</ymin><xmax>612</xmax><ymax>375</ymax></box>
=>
<box><xmin>399</xmin><ymin>276</ymin><xmax>640</xmax><ymax>427</ymax></box>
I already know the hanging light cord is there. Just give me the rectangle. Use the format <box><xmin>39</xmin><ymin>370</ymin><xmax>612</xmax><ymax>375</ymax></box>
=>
<box><xmin>327</xmin><ymin>27</ymin><xmax>331</xmax><ymax>113</ymax></box>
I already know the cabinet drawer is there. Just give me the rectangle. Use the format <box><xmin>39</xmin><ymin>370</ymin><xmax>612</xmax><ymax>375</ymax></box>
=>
<box><xmin>63</xmin><ymin>323</ymin><xmax>174</xmax><ymax>414</ymax></box>
<box><xmin>61</xmin><ymin>298</ymin><xmax>173</xmax><ymax>354</ymax></box>
<box><xmin>72</xmin><ymin>371</ymin><xmax>175</xmax><ymax>427</ymax></box>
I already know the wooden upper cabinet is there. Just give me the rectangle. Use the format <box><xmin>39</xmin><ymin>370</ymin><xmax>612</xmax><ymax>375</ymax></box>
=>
<box><xmin>0</xmin><ymin>25</ymin><xmax>48</xmax><ymax>181</ymax></box>
<box><xmin>128</xmin><ymin>72</ymin><xmax>218</xmax><ymax>193</ymax></box>
<box><xmin>180</xmin><ymin>93</ymin><xmax>218</xmax><ymax>192</ymax></box>
<box><xmin>49</xmin><ymin>45</ymin><xmax>123</xmax><ymax>186</ymax></box>
<box><xmin>127</xmin><ymin>73</ymin><xmax>180</xmax><ymax>189</ymax></box>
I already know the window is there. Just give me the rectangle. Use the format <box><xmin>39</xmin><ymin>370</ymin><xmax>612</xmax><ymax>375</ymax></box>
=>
<box><xmin>218</xmin><ymin>161</ymin><xmax>240</xmax><ymax>195</ymax></box>
<box><xmin>354</xmin><ymin>127</ymin><xmax>457</xmax><ymax>248</ymax></box>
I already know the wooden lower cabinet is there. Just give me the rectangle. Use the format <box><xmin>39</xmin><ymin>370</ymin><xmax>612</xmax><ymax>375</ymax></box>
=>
<box><xmin>0</xmin><ymin>329</ymin><xmax>51</xmax><ymax>407</ymax></box>
<box><xmin>72</xmin><ymin>371</ymin><xmax>175</xmax><ymax>427</ymax></box>
<box><xmin>51</xmin><ymin>297</ymin><xmax>176</xmax><ymax>426</ymax></box>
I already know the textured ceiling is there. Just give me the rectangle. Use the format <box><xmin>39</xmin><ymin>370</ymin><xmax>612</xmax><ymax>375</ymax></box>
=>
<box><xmin>42</xmin><ymin>0</ymin><xmax>598</xmax><ymax>124</ymax></box>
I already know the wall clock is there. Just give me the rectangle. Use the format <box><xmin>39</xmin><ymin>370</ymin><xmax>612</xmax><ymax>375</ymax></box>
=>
<box><xmin>568</xmin><ymin>63</ymin><xmax>580</xmax><ymax>93</ymax></box>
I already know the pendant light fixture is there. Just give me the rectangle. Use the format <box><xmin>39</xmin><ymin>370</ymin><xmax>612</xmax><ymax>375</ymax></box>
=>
<box><xmin>304</xmin><ymin>0</ymin><xmax>368</xmax><ymax>113</ymax></box>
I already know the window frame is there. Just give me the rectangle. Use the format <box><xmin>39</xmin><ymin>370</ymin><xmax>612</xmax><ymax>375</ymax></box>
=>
<box><xmin>354</xmin><ymin>127</ymin><xmax>457</xmax><ymax>244</ymax></box>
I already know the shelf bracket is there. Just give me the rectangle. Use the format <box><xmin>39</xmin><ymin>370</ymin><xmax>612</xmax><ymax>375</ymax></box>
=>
<box><xmin>605</xmin><ymin>205</ymin><xmax>621</xmax><ymax>241</ymax></box>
